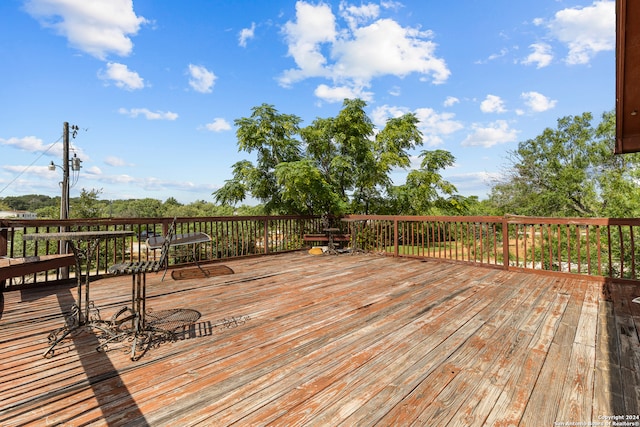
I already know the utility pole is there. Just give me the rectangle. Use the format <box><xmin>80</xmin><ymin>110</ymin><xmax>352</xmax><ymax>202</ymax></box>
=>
<box><xmin>60</xmin><ymin>122</ymin><xmax>71</xmax><ymax>279</ymax></box>
<box><xmin>61</xmin><ymin>121</ymin><xmax>70</xmax><ymax>221</ymax></box>
<box><xmin>50</xmin><ymin>121</ymin><xmax>81</xmax><ymax>279</ymax></box>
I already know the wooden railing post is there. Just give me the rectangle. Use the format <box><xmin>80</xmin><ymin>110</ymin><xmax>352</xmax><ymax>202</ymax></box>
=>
<box><xmin>502</xmin><ymin>216</ymin><xmax>510</xmax><ymax>270</ymax></box>
<box><xmin>263</xmin><ymin>219</ymin><xmax>270</xmax><ymax>255</ymax></box>
<box><xmin>394</xmin><ymin>219</ymin><xmax>399</xmax><ymax>257</ymax></box>
<box><xmin>1</xmin><ymin>221</ymin><xmax>7</xmax><ymax>291</ymax></box>
<box><xmin>0</xmin><ymin>221</ymin><xmax>7</xmax><ymax>259</ymax></box>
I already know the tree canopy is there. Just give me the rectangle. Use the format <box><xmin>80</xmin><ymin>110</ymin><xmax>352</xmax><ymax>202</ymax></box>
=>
<box><xmin>6</xmin><ymin>107</ymin><xmax>637</xmax><ymax>220</ymax></box>
<box><xmin>215</xmin><ymin>99</ymin><xmax>464</xmax><ymax>216</ymax></box>
<box><xmin>489</xmin><ymin>110</ymin><xmax>640</xmax><ymax>217</ymax></box>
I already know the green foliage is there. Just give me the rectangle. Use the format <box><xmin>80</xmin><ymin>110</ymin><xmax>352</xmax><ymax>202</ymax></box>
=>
<box><xmin>107</xmin><ymin>197</ymin><xmax>164</xmax><ymax>218</ymax></box>
<box><xmin>385</xmin><ymin>149</ymin><xmax>470</xmax><ymax>215</ymax></box>
<box><xmin>402</xmin><ymin>149</ymin><xmax>458</xmax><ymax>214</ymax></box>
<box><xmin>35</xmin><ymin>205</ymin><xmax>60</xmax><ymax>219</ymax></box>
<box><xmin>1</xmin><ymin>194</ymin><xmax>57</xmax><ymax>211</ymax></box>
<box><xmin>215</xmin><ymin>104</ymin><xmax>303</xmax><ymax>214</ymax></box>
<box><xmin>489</xmin><ymin>110</ymin><xmax>640</xmax><ymax>217</ymax></box>
<box><xmin>72</xmin><ymin>188</ymin><xmax>105</xmax><ymax>218</ymax></box>
<box><xmin>2</xmin><ymin>192</ymin><xmax>264</xmax><ymax>219</ymax></box>
<box><xmin>215</xmin><ymin>98</ymin><xmax>460</xmax><ymax>216</ymax></box>
<box><xmin>275</xmin><ymin>159</ymin><xmax>344</xmax><ymax>215</ymax></box>
<box><xmin>353</xmin><ymin>224</ymin><xmax>381</xmax><ymax>251</ymax></box>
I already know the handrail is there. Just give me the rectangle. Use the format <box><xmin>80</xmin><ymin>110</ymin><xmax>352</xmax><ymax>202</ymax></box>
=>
<box><xmin>2</xmin><ymin>214</ymin><xmax>638</xmax><ymax>289</ymax></box>
<box><xmin>1</xmin><ymin>215</ymin><xmax>324</xmax><ymax>289</ymax></box>
<box><xmin>343</xmin><ymin>214</ymin><xmax>640</xmax><ymax>283</ymax></box>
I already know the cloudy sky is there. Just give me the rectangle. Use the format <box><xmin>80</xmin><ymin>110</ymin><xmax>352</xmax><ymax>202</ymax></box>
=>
<box><xmin>0</xmin><ymin>0</ymin><xmax>615</xmax><ymax>204</ymax></box>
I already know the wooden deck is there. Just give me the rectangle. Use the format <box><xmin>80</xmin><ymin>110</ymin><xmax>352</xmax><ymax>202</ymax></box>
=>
<box><xmin>1</xmin><ymin>252</ymin><xmax>639</xmax><ymax>426</ymax></box>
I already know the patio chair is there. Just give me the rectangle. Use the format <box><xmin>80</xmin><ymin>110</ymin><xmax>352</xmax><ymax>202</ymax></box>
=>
<box><xmin>102</xmin><ymin>219</ymin><xmax>176</xmax><ymax>359</ymax></box>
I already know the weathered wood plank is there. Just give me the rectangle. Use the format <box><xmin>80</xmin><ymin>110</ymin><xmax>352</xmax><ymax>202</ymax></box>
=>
<box><xmin>474</xmin><ymin>284</ymin><xmax>572</xmax><ymax>426</ymax></box>
<box><xmin>413</xmin><ymin>274</ymin><xmax>556</xmax><ymax>426</ymax></box>
<box><xmin>519</xmin><ymin>278</ymin><xmax>588</xmax><ymax>426</ymax></box>
<box><xmin>344</xmin><ymin>274</ymin><xmax>526</xmax><ymax>426</ymax></box>
<box><xmin>0</xmin><ymin>252</ymin><xmax>634</xmax><ymax>427</ymax></box>
<box><xmin>592</xmin><ymin>300</ymin><xmax>626</xmax><ymax>418</ymax></box>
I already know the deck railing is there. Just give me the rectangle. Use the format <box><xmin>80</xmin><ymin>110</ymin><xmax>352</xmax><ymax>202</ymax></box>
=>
<box><xmin>2</xmin><ymin>214</ymin><xmax>639</xmax><ymax>289</ymax></box>
<box><xmin>0</xmin><ymin>215</ymin><xmax>323</xmax><ymax>288</ymax></box>
<box><xmin>343</xmin><ymin>215</ymin><xmax>640</xmax><ymax>283</ymax></box>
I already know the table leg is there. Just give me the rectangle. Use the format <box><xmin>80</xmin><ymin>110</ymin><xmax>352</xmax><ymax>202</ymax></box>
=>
<box><xmin>43</xmin><ymin>238</ymin><xmax>104</xmax><ymax>358</ymax></box>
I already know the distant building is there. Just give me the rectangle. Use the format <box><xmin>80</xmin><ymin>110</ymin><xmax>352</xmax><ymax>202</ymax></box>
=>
<box><xmin>0</xmin><ymin>210</ymin><xmax>37</xmax><ymax>219</ymax></box>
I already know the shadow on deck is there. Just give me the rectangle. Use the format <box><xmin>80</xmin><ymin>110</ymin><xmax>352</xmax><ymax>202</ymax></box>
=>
<box><xmin>1</xmin><ymin>252</ymin><xmax>638</xmax><ymax>426</ymax></box>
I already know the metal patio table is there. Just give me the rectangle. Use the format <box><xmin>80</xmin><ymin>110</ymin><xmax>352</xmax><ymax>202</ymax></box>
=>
<box><xmin>23</xmin><ymin>229</ymin><xmax>135</xmax><ymax>358</ymax></box>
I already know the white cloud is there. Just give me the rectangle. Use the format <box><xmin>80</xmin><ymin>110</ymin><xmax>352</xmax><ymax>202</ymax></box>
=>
<box><xmin>1</xmin><ymin>136</ymin><xmax>85</xmax><ymax>159</ymax></box>
<box><xmin>314</xmin><ymin>84</ymin><xmax>373</xmax><ymax>103</ymax></box>
<box><xmin>521</xmin><ymin>43</ymin><xmax>553</xmax><ymax>68</ymax></box>
<box><xmin>543</xmin><ymin>0</ymin><xmax>614</xmax><ymax>65</ymax></box>
<box><xmin>24</xmin><ymin>0</ymin><xmax>147</xmax><ymax>60</ymax></box>
<box><xmin>443</xmin><ymin>96</ymin><xmax>459</xmax><ymax>107</ymax></box>
<box><xmin>476</xmin><ymin>48</ymin><xmax>508</xmax><ymax>64</ymax></box>
<box><xmin>332</xmin><ymin>19</ymin><xmax>448</xmax><ymax>83</ymax></box>
<box><xmin>104</xmin><ymin>156</ymin><xmax>128</xmax><ymax>167</ymax></box>
<box><xmin>388</xmin><ymin>86</ymin><xmax>401</xmax><ymax>96</ymax></box>
<box><xmin>488</xmin><ymin>48</ymin><xmax>508</xmax><ymax>61</ymax></box>
<box><xmin>1</xmin><ymin>136</ymin><xmax>50</xmax><ymax>153</ymax></box>
<box><xmin>203</xmin><ymin>118</ymin><xmax>231</xmax><ymax>132</ymax></box>
<box><xmin>188</xmin><ymin>64</ymin><xmax>216</xmax><ymax>93</ymax></box>
<box><xmin>415</xmin><ymin>107</ymin><xmax>464</xmax><ymax>146</ymax></box>
<box><xmin>371</xmin><ymin>104</ymin><xmax>406</xmax><ymax>127</ymax></box>
<box><xmin>372</xmin><ymin>105</ymin><xmax>463</xmax><ymax>147</ymax></box>
<box><xmin>450</xmin><ymin>171</ymin><xmax>502</xmax><ymax>184</ymax></box>
<box><xmin>521</xmin><ymin>91</ymin><xmax>557</xmax><ymax>112</ymax></box>
<box><xmin>461</xmin><ymin>120</ymin><xmax>519</xmax><ymax>148</ymax></box>
<box><xmin>3</xmin><ymin>164</ymin><xmax>58</xmax><ymax>181</ymax></box>
<box><xmin>339</xmin><ymin>2</ymin><xmax>380</xmax><ymax>30</ymax></box>
<box><xmin>279</xmin><ymin>1</ymin><xmax>449</xmax><ymax>96</ymax></box>
<box><xmin>98</xmin><ymin>173</ymin><xmax>136</xmax><ymax>185</ymax></box>
<box><xmin>84</xmin><ymin>165</ymin><xmax>102</xmax><ymax>176</ymax></box>
<box><xmin>118</xmin><ymin>108</ymin><xmax>178</xmax><ymax>120</ymax></box>
<box><xmin>480</xmin><ymin>95</ymin><xmax>507</xmax><ymax>114</ymax></box>
<box><xmin>239</xmin><ymin>22</ymin><xmax>256</xmax><ymax>47</ymax></box>
<box><xmin>99</xmin><ymin>62</ymin><xmax>144</xmax><ymax>90</ymax></box>
<box><xmin>280</xmin><ymin>1</ymin><xmax>337</xmax><ymax>86</ymax></box>
<box><xmin>448</xmin><ymin>171</ymin><xmax>502</xmax><ymax>189</ymax></box>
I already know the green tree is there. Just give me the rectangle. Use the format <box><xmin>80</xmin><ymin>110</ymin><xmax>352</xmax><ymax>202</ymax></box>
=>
<box><xmin>489</xmin><ymin>111</ymin><xmax>640</xmax><ymax>217</ymax></box>
<box><xmin>275</xmin><ymin>159</ymin><xmax>344</xmax><ymax>215</ymax></box>
<box><xmin>389</xmin><ymin>149</ymin><xmax>463</xmax><ymax>215</ymax></box>
<box><xmin>72</xmin><ymin>188</ymin><xmax>104</xmax><ymax>218</ymax></box>
<box><xmin>214</xmin><ymin>104</ymin><xmax>303</xmax><ymax>213</ymax></box>
<box><xmin>216</xmin><ymin>99</ymin><xmax>438</xmax><ymax>215</ymax></box>
<box><xmin>35</xmin><ymin>205</ymin><xmax>60</xmax><ymax>219</ymax></box>
<box><xmin>1</xmin><ymin>194</ymin><xmax>57</xmax><ymax>211</ymax></box>
<box><xmin>591</xmin><ymin>111</ymin><xmax>640</xmax><ymax>217</ymax></box>
<box><xmin>108</xmin><ymin>197</ymin><xmax>164</xmax><ymax>218</ymax></box>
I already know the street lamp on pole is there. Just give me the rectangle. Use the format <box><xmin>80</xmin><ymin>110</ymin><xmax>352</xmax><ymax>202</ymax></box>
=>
<box><xmin>48</xmin><ymin>122</ymin><xmax>81</xmax><ymax>279</ymax></box>
<box><xmin>48</xmin><ymin>122</ymin><xmax>81</xmax><ymax>220</ymax></box>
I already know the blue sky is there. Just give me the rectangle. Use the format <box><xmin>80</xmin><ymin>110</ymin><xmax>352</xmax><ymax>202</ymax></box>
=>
<box><xmin>0</xmin><ymin>0</ymin><xmax>615</xmax><ymax>204</ymax></box>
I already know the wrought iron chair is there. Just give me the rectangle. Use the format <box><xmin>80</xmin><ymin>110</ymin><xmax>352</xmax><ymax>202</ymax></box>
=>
<box><xmin>101</xmin><ymin>219</ymin><xmax>176</xmax><ymax>359</ymax></box>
